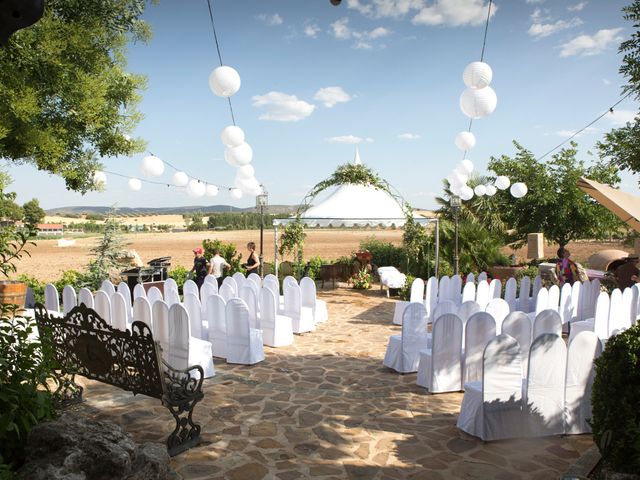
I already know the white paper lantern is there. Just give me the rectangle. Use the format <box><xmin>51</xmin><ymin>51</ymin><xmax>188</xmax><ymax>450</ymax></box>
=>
<box><xmin>474</xmin><ymin>184</ymin><xmax>487</xmax><ymax>196</ymax></box>
<box><xmin>248</xmin><ymin>183</ymin><xmax>263</xmax><ymax>196</ymax></box>
<box><xmin>495</xmin><ymin>175</ymin><xmax>511</xmax><ymax>190</ymax></box>
<box><xmin>93</xmin><ymin>171</ymin><xmax>107</xmax><ymax>186</ymax></box>
<box><xmin>454</xmin><ymin>131</ymin><xmax>476</xmax><ymax>151</ymax></box>
<box><xmin>451</xmin><ymin>169</ymin><xmax>468</xmax><ymax>187</ymax></box>
<box><xmin>128</xmin><ymin>178</ymin><xmax>142</xmax><ymax>191</ymax></box>
<box><xmin>455</xmin><ymin>160</ymin><xmax>474</xmax><ymax>176</ymax></box>
<box><xmin>237</xmin><ymin>164</ymin><xmax>255</xmax><ymax>179</ymax></box>
<box><xmin>208</xmin><ymin>66</ymin><xmax>241</xmax><ymax>97</ymax></box>
<box><xmin>221</xmin><ymin>125</ymin><xmax>245</xmax><ymax>147</ymax></box>
<box><xmin>140</xmin><ymin>155</ymin><xmax>165</xmax><ymax>177</ymax></box>
<box><xmin>510</xmin><ymin>182</ymin><xmax>528</xmax><ymax>198</ymax></box>
<box><xmin>206</xmin><ymin>185</ymin><xmax>219</xmax><ymax>197</ymax></box>
<box><xmin>459</xmin><ymin>185</ymin><xmax>474</xmax><ymax>201</ymax></box>
<box><xmin>230</xmin><ymin>188</ymin><xmax>243</xmax><ymax>199</ymax></box>
<box><xmin>450</xmin><ymin>183</ymin><xmax>462</xmax><ymax>197</ymax></box>
<box><xmin>186</xmin><ymin>179</ymin><xmax>206</xmax><ymax>198</ymax></box>
<box><xmin>463</xmin><ymin>61</ymin><xmax>493</xmax><ymax>89</ymax></box>
<box><xmin>172</xmin><ymin>171</ymin><xmax>189</xmax><ymax>187</ymax></box>
<box><xmin>460</xmin><ymin>86</ymin><xmax>497</xmax><ymax>119</ymax></box>
<box><xmin>224</xmin><ymin>142</ymin><xmax>253</xmax><ymax>167</ymax></box>
<box><xmin>485</xmin><ymin>185</ymin><xmax>497</xmax><ymax>197</ymax></box>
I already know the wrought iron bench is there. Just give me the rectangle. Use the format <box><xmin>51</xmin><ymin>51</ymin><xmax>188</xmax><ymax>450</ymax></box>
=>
<box><xmin>33</xmin><ymin>303</ymin><xmax>204</xmax><ymax>457</ymax></box>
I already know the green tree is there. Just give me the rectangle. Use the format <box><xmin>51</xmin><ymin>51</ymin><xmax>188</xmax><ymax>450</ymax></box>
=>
<box><xmin>488</xmin><ymin>142</ymin><xmax>622</xmax><ymax>248</ymax></box>
<box><xmin>0</xmin><ymin>0</ymin><xmax>152</xmax><ymax>192</ymax></box>
<box><xmin>0</xmin><ymin>192</ymin><xmax>23</xmax><ymax>222</ymax></box>
<box><xmin>83</xmin><ymin>216</ymin><xmax>129</xmax><ymax>289</ymax></box>
<box><xmin>188</xmin><ymin>211</ymin><xmax>206</xmax><ymax>232</ymax></box>
<box><xmin>598</xmin><ymin>1</ymin><xmax>640</xmax><ymax>175</ymax></box>
<box><xmin>22</xmin><ymin>199</ymin><xmax>45</xmax><ymax>226</ymax></box>
<box><xmin>279</xmin><ymin>219</ymin><xmax>306</xmax><ymax>277</ymax></box>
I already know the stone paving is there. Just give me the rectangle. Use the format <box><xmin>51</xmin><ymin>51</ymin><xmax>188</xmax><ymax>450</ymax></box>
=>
<box><xmin>75</xmin><ymin>286</ymin><xmax>593</xmax><ymax>479</ymax></box>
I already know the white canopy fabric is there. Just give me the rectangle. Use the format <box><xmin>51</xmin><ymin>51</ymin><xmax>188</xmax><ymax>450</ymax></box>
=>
<box><xmin>577</xmin><ymin>177</ymin><xmax>640</xmax><ymax>234</ymax></box>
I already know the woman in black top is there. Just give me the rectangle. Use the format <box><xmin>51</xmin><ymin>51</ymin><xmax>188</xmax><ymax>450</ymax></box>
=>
<box><xmin>243</xmin><ymin>242</ymin><xmax>260</xmax><ymax>276</ymax></box>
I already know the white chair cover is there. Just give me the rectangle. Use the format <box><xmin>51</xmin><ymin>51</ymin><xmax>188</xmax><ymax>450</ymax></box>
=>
<box><xmin>283</xmin><ymin>275</ymin><xmax>297</xmax><ymax>289</ymax></box>
<box><xmin>410</xmin><ymin>277</ymin><xmax>425</xmax><ymax>303</ymax></box>
<box><xmin>570</xmin><ymin>292</ymin><xmax>610</xmax><ymax>342</ymax></box>
<box><xmin>632</xmin><ymin>284</ymin><xmax>640</xmax><ymax>324</ymax></box>
<box><xmin>204</xmin><ymin>274</ymin><xmax>218</xmax><ymax>287</ymax></box>
<box><xmin>564</xmin><ymin>331</ymin><xmax>602</xmax><ymax>434</ymax></box>
<box><xmin>532</xmin><ymin>310</ymin><xmax>562</xmax><ymax>340</ymax></box>
<box><xmin>417</xmin><ymin>313</ymin><xmax>463</xmax><ymax>393</ymax></box>
<box><xmin>225</xmin><ymin>298</ymin><xmax>264</xmax><ymax>365</ymax></box>
<box><xmin>219</xmin><ymin>283</ymin><xmax>235</xmax><ymax>302</ymax></box>
<box><xmin>283</xmin><ymin>281</ymin><xmax>315</xmax><ymax>334</ymax></box>
<box><xmin>547</xmin><ymin>285</ymin><xmax>560</xmax><ymax>311</ymax></box>
<box><xmin>450</xmin><ymin>274</ymin><xmax>462</xmax><ymax>305</ymax></box>
<box><xmin>147</xmin><ymin>286</ymin><xmax>163</xmax><ymax>306</ymax></box>
<box><xmin>518</xmin><ymin>276</ymin><xmax>531</xmax><ymax>312</ymax></box>
<box><xmin>151</xmin><ymin>300</ymin><xmax>170</xmax><ymax>357</ymax></box>
<box><xmin>425</xmin><ymin>276</ymin><xmax>438</xmax><ymax>320</ymax></box>
<box><xmin>263</xmin><ymin>279</ymin><xmax>282</xmax><ymax>314</ymax></box>
<box><xmin>485</xmin><ymin>298</ymin><xmax>510</xmax><ymax>334</ymax></box>
<box><xmin>100</xmin><ymin>279</ymin><xmax>116</xmax><ymax>298</ymax></box>
<box><xmin>466</xmin><ymin>272</ymin><xmax>475</xmax><ymax>284</ymax></box>
<box><xmin>183</xmin><ymin>293</ymin><xmax>204</xmax><ymax>340</ymax></box>
<box><xmin>571</xmin><ymin>281</ymin><xmax>582</xmax><ymax>321</ymax></box>
<box><xmin>44</xmin><ymin>283</ymin><xmax>60</xmax><ymax>312</ymax></box>
<box><xmin>477</xmin><ymin>272</ymin><xmax>488</xmax><ymax>283</ymax></box>
<box><xmin>78</xmin><ymin>287</ymin><xmax>94</xmax><ymax>309</ymax></box>
<box><xmin>532</xmin><ymin>275</ymin><xmax>542</xmax><ymax>302</ymax></box>
<box><xmin>239</xmin><ymin>285</ymin><xmax>260</xmax><ymax>330</ymax></box>
<box><xmin>463</xmin><ymin>312</ymin><xmax>497</xmax><ymax>385</ymax></box>
<box><xmin>621</xmin><ymin>288</ymin><xmax>634</xmax><ymax>331</ymax></box>
<box><xmin>300</xmin><ymin>277</ymin><xmax>328</xmax><ymax>323</ymax></box>
<box><xmin>438</xmin><ymin>276</ymin><xmax>450</xmax><ymax>303</ymax></box>
<box><xmin>62</xmin><ymin>285</ymin><xmax>77</xmax><ymax>315</ymax></box>
<box><xmin>133</xmin><ymin>283</ymin><xmax>146</xmax><ymax>299</ymax></box>
<box><xmin>248</xmin><ymin>272</ymin><xmax>262</xmax><ymax>287</ymax></box>
<box><xmin>164</xmin><ymin>277</ymin><xmax>179</xmax><ymax>293</ymax></box>
<box><xmin>264</xmin><ymin>273</ymin><xmax>278</xmax><ymax>283</ymax></box>
<box><xmin>167</xmin><ymin>303</ymin><xmax>214</xmax><ymax>378</ymax></box>
<box><xmin>164</xmin><ymin>287</ymin><xmax>180</xmax><ymax>306</ymax></box>
<box><xmin>183</xmin><ymin>279</ymin><xmax>199</xmax><ymax>298</ymax></box>
<box><xmin>501</xmin><ymin>311</ymin><xmax>532</xmax><ymax>375</ymax></box>
<box><xmin>232</xmin><ymin>272</ymin><xmax>246</xmax><ymax>290</ymax></box>
<box><xmin>488</xmin><ymin>279</ymin><xmax>501</xmax><ymax>300</ymax></box>
<box><xmin>457</xmin><ymin>301</ymin><xmax>481</xmax><ymax>325</ymax></box>
<box><xmin>475</xmin><ymin>281</ymin><xmax>490</xmax><ymax>309</ymax></box>
<box><xmin>559</xmin><ymin>283</ymin><xmax>573</xmax><ymax>327</ymax></box>
<box><xmin>259</xmin><ymin>288</ymin><xmax>294</xmax><ymax>347</ymax></box>
<box><xmin>244</xmin><ymin>278</ymin><xmax>260</xmax><ymax>299</ymax></box>
<box><xmin>504</xmin><ymin>278</ymin><xmax>517</xmax><ymax>312</ymax></box>
<box><xmin>110</xmin><ymin>292</ymin><xmax>128</xmax><ymax>331</ymax></box>
<box><xmin>457</xmin><ymin>334</ymin><xmax>523</xmax><ymax>441</ymax></box>
<box><xmin>206</xmin><ymin>294</ymin><xmax>227</xmax><ymax>359</ymax></box>
<box><xmin>525</xmin><ymin>333</ymin><xmax>566</xmax><ymax>437</ymax></box>
<box><xmin>94</xmin><ymin>290</ymin><xmax>111</xmax><ymax>325</ymax></box>
<box><xmin>383</xmin><ymin>303</ymin><xmax>429</xmax><ymax>373</ymax></box>
<box><xmin>200</xmin><ymin>282</ymin><xmax>217</xmax><ymax>305</ymax></box>
<box><xmin>133</xmin><ymin>296</ymin><xmax>152</xmax><ymax>332</ymax></box>
<box><xmin>462</xmin><ymin>282</ymin><xmax>476</xmax><ymax>304</ymax></box>
<box><xmin>608</xmin><ymin>288</ymin><xmax>624</xmax><ymax>336</ymax></box>
<box><xmin>534</xmin><ymin>288</ymin><xmax>549</xmax><ymax>316</ymax></box>
<box><xmin>222</xmin><ymin>276</ymin><xmax>237</xmax><ymax>295</ymax></box>
<box><xmin>431</xmin><ymin>300</ymin><xmax>456</xmax><ymax>325</ymax></box>
<box><xmin>117</xmin><ymin>282</ymin><xmax>132</xmax><ymax>309</ymax></box>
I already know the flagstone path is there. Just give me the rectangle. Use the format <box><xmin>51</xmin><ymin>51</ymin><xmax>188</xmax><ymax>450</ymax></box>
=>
<box><xmin>74</xmin><ymin>286</ymin><xmax>592</xmax><ymax>479</ymax></box>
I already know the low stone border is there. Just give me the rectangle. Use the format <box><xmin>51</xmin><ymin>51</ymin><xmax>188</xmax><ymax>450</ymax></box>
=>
<box><xmin>562</xmin><ymin>444</ymin><xmax>601</xmax><ymax>479</ymax></box>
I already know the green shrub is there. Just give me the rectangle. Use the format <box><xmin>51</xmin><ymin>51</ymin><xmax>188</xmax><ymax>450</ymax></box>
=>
<box><xmin>360</xmin><ymin>237</ymin><xmax>405</xmax><ymax>270</ymax></box>
<box><xmin>16</xmin><ymin>274</ymin><xmax>45</xmax><ymax>305</ymax></box>
<box><xmin>306</xmin><ymin>256</ymin><xmax>325</xmax><ymax>280</ymax></box>
<box><xmin>168</xmin><ymin>265</ymin><xmax>189</xmax><ymax>294</ymax></box>
<box><xmin>591</xmin><ymin>323</ymin><xmax>640</xmax><ymax>474</ymax></box>
<box><xmin>399</xmin><ymin>274</ymin><xmax>415</xmax><ymax>301</ymax></box>
<box><xmin>202</xmin><ymin>239</ymin><xmax>244</xmax><ymax>275</ymax></box>
<box><xmin>52</xmin><ymin>269</ymin><xmax>84</xmax><ymax>294</ymax></box>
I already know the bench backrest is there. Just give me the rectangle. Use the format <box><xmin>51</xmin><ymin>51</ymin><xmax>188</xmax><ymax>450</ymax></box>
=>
<box><xmin>34</xmin><ymin>303</ymin><xmax>164</xmax><ymax>400</ymax></box>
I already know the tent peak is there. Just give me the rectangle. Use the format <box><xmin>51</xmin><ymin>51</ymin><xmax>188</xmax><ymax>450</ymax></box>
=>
<box><xmin>354</xmin><ymin>146</ymin><xmax>362</xmax><ymax>165</ymax></box>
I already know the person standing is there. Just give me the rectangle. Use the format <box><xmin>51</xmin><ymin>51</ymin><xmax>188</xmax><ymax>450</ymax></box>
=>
<box><xmin>243</xmin><ymin>241</ymin><xmax>260</xmax><ymax>276</ymax></box>
<box><xmin>555</xmin><ymin>247</ymin><xmax>579</xmax><ymax>286</ymax></box>
<box><xmin>615</xmin><ymin>254</ymin><xmax>640</xmax><ymax>289</ymax></box>
<box><xmin>210</xmin><ymin>248</ymin><xmax>230</xmax><ymax>288</ymax></box>
<box><xmin>190</xmin><ymin>247</ymin><xmax>210</xmax><ymax>289</ymax></box>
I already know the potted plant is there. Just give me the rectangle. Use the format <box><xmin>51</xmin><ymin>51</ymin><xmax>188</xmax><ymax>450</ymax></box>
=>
<box><xmin>349</xmin><ymin>268</ymin><xmax>373</xmax><ymax>290</ymax></box>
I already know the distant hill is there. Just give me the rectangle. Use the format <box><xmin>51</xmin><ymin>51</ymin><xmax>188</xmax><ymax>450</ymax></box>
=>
<box><xmin>46</xmin><ymin>204</ymin><xmax>298</xmax><ymax>216</ymax></box>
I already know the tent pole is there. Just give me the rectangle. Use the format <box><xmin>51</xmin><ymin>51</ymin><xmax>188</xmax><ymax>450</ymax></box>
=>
<box><xmin>435</xmin><ymin>218</ymin><xmax>440</xmax><ymax>278</ymax></box>
<box><xmin>274</xmin><ymin>225</ymin><xmax>279</xmax><ymax>278</ymax></box>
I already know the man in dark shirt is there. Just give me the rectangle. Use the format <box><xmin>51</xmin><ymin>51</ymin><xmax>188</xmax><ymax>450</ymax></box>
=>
<box><xmin>190</xmin><ymin>247</ymin><xmax>210</xmax><ymax>289</ymax></box>
<box><xmin>616</xmin><ymin>254</ymin><xmax>640</xmax><ymax>289</ymax></box>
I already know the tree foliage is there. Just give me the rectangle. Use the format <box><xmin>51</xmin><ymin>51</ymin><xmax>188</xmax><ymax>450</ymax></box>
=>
<box><xmin>0</xmin><ymin>0</ymin><xmax>152</xmax><ymax>192</ymax></box>
<box><xmin>83</xmin><ymin>216</ymin><xmax>129</xmax><ymax>289</ymax></box>
<box><xmin>22</xmin><ymin>199</ymin><xmax>45</xmax><ymax>226</ymax></box>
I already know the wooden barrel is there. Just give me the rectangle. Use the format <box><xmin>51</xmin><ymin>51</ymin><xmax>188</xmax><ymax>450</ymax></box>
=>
<box><xmin>0</xmin><ymin>281</ymin><xmax>28</xmax><ymax>308</ymax></box>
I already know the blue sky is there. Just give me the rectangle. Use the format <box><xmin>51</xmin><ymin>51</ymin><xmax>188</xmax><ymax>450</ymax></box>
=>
<box><xmin>4</xmin><ymin>0</ymin><xmax>639</xmax><ymax>209</ymax></box>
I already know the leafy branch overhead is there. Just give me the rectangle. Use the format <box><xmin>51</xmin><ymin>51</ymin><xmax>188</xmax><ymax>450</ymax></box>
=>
<box><xmin>308</xmin><ymin>163</ymin><xmax>392</xmax><ymax>199</ymax></box>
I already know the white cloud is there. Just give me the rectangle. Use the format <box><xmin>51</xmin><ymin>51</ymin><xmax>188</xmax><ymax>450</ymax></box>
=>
<box><xmin>607</xmin><ymin>109</ymin><xmax>638</xmax><ymax>126</ymax></box>
<box><xmin>347</xmin><ymin>0</ymin><xmax>424</xmax><ymax>18</ymax></box>
<box><xmin>568</xmin><ymin>1</ymin><xmax>587</xmax><ymax>12</ymax></box>
<box><xmin>559</xmin><ymin>28</ymin><xmax>624</xmax><ymax>57</ymax></box>
<box><xmin>603</xmin><ymin>78</ymin><xmax>611</xmax><ymax>85</ymax></box>
<box><xmin>326</xmin><ymin>135</ymin><xmax>374</xmax><ymax>144</ymax></box>
<box><xmin>314</xmin><ymin>87</ymin><xmax>352</xmax><ymax>108</ymax></box>
<box><xmin>255</xmin><ymin>13</ymin><xmax>283</xmax><ymax>26</ymax></box>
<box><xmin>412</xmin><ymin>0</ymin><xmax>497</xmax><ymax>27</ymax></box>
<box><xmin>555</xmin><ymin>126</ymin><xmax>598</xmax><ymax>138</ymax></box>
<box><xmin>397</xmin><ymin>133</ymin><xmax>421</xmax><ymax>140</ymax></box>
<box><xmin>252</xmin><ymin>92</ymin><xmax>315</xmax><ymax>122</ymax></box>
<box><xmin>526</xmin><ymin>0</ymin><xmax>545</xmax><ymax>3</ymax></box>
<box><xmin>368</xmin><ymin>26</ymin><xmax>391</xmax><ymax>38</ymax></box>
<box><xmin>304</xmin><ymin>23</ymin><xmax>321</xmax><ymax>38</ymax></box>
<box><xmin>330</xmin><ymin>17</ymin><xmax>391</xmax><ymax>49</ymax></box>
<box><xmin>331</xmin><ymin>17</ymin><xmax>352</xmax><ymax>39</ymax></box>
<box><xmin>528</xmin><ymin>17</ymin><xmax>583</xmax><ymax>38</ymax></box>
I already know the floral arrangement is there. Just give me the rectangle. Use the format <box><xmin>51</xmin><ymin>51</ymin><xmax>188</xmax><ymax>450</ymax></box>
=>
<box><xmin>350</xmin><ymin>268</ymin><xmax>373</xmax><ymax>290</ymax></box>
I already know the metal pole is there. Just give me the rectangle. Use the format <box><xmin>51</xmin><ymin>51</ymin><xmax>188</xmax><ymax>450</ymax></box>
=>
<box><xmin>274</xmin><ymin>225</ymin><xmax>279</xmax><ymax>278</ymax></box>
<box><xmin>454</xmin><ymin>208</ymin><xmax>460</xmax><ymax>275</ymax></box>
<box><xmin>259</xmin><ymin>204</ymin><xmax>264</xmax><ymax>278</ymax></box>
<box><xmin>435</xmin><ymin>219</ymin><xmax>440</xmax><ymax>278</ymax></box>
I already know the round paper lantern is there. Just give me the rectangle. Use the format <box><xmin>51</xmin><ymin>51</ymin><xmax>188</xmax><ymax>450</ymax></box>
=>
<box><xmin>230</xmin><ymin>188</ymin><xmax>243</xmax><ymax>199</ymax></box>
<box><xmin>224</xmin><ymin>142</ymin><xmax>253</xmax><ymax>167</ymax></box>
<box><xmin>186</xmin><ymin>179</ymin><xmax>205</xmax><ymax>198</ymax></box>
<box><xmin>454</xmin><ymin>131</ymin><xmax>476</xmax><ymax>151</ymax></box>
<box><xmin>460</xmin><ymin>86</ymin><xmax>497</xmax><ymax>119</ymax></box>
<box><xmin>93</xmin><ymin>171</ymin><xmax>107</xmax><ymax>186</ymax></box>
<box><xmin>495</xmin><ymin>175</ymin><xmax>510</xmax><ymax>190</ymax></box>
<box><xmin>510</xmin><ymin>182</ymin><xmax>528</xmax><ymax>198</ymax></box>
<box><xmin>128</xmin><ymin>178</ymin><xmax>142</xmax><ymax>191</ymax></box>
<box><xmin>474</xmin><ymin>184</ymin><xmax>487</xmax><ymax>196</ymax></box>
<box><xmin>485</xmin><ymin>185</ymin><xmax>497</xmax><ymax>197</ymax></box>
<box><xmin>172</xmin><ymin>171</ymin><xmax>189</xmax><ymax>187</ymax></box>
<box><xmin>221</xmin><ymin>125</ymin><xmax>245</xmax><ymax>147</ymax></box>
<box><xmin>248</xmin><ymin>182</ymin><xmax>263</xmax><ymax>196</ymax></box>
<box><xmin>459</xmin><ymin>185</ymin><xmax>474</xmax><ymax>201</ymax></box>
<box><xmin>208</xmin><ymin>66</ymin><xmax>241</xmax><ymax>97</ymax></box>
<box><xmin>456</xmin><ymin>159</ymin><xmax>474</xmax><ymax>176</ymax></box>
<box><xmin>451</xmin><ymin>169</ymin><xmax>468</xmax><ymax>187</ymax></box>
<box><xmin>206</xmin><ymin>185</ymin><xmax>219</xmax><ymax>197</ymax></box>
<box><xmin>140</xmin><ymin>155</ymin><xmax>164</xmax><ymax>177</ymax></box>
<box><xmin>463</xmin><ymin>61</ymin><xmax>493</xmax><ymax>89</ymax></box>
<box><xmin>237</xmin><ymin>164</ymin><xmax>255</xmax><ymax>179</ymax></box>
<box><xmin>450</xmin><ymin>183</ymin><xmax>462</xmax><ymax>197</ymax></box>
